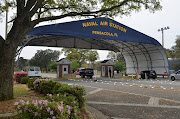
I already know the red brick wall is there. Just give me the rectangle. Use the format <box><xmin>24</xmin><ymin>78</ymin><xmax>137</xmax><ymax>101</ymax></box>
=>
<box><xmin>58</xmin><ymin>64</ymin><xmax>71</xmax><ymax>78</ymax></box>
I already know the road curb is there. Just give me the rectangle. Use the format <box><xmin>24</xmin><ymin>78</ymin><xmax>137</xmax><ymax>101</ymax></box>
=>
<box><xmin>86</xmin><ymin>104</ymin><xmax>109</xmax><ymax>119</ymax></box>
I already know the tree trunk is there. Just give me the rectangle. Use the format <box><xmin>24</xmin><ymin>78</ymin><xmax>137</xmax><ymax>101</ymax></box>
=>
<box><xmin>0</xmin><ymin>16</ymin><xmax>34</xmax><ymax>101</ymax></box>
<box><xmin>0</xmin><ymin>41</ymin><xmax>16</xmax><ymax>101</ymax></box>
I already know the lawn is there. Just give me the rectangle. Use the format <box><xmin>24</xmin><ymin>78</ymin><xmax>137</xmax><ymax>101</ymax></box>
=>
<box><xmin>0</xmin><ymin>82</ymin><xmax>41</xmax><ymax>114</ymax></box>
<box><xmin>13</xmin><ymin>83</ymin><xmax>30</xmax><ymax>97</ymax></box>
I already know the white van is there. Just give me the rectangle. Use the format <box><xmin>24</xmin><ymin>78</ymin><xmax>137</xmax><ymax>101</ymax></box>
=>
<box><xmin>26</xmin><ymin>66</ymin><xmax>41</xmax><ymax>78</ymax></box>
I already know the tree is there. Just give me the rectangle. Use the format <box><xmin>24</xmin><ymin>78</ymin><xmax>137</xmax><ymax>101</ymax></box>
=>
<box><xmin>15</xmin><ymin>57</ymin><xmax>28</xmax><ymax>70</ymax></box>
<box><xmin>107</xmin><ymin>51</ymin><xmax>125</xmax><ymax>63</ymax></box>
<box><xmin>87</xmin><ymin>51</ymin><xmax>99</xmax><ymax>68</ymax></box>
<box><xmin>62</xmin><ymin>48</ymin><xmax>89</xmax><ymax>66</ymax></box>
<box><xmin>114</xmin><ymin>61</ymin><xmax>126</xmax><ymax>72</ymax></box>
<box><xmin>0</xmin><ymin>0</ymin><xmax>162</xmax><ymax>100</ymax></box>
<box><xmin>71</xmin><ymin>60</ymin><xmax>80</xmax><ymax>71</ymax></box>
<box><xmin>29</xmin><ymin>49</ymin><xmax>61</xmax><ymax>72</ymax></box>
<box><xmin>169</xmin><ymin>36</ymin><xmax>180</xmax><ymax>69</ymax></box>
<box><xmin>49</xmin><ymin>62</ymin><xmax>57</xmax><ymax>72</ymax></box>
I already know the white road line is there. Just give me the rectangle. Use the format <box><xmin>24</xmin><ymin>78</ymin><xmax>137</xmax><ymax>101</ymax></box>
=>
<box><xmin>88</xmin><ymin>88</ymin><xmax>103</xmax><ymax>95</ymax></box>
<box><xmin>148</xmin><ymin>97</ymin><xmax>159</xmax><ymax>106</ymax></box>
<box><xmin>87</xmin><ymin>101</ymin><xmax>180</xmax><ymax>109</ymax></box>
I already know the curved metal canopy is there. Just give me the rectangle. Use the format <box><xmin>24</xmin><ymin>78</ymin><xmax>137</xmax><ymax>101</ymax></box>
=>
<box><xmin>22</xmin><ymin>17</ymin><xmax>169</xmax><ymax>75</ymax></box>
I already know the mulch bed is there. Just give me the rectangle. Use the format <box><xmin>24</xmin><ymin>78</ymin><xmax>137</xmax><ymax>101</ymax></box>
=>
<box><xmin>0</xmin><ymin>84</ymin><xmax>42</xmax><ymax>114</ymax></box>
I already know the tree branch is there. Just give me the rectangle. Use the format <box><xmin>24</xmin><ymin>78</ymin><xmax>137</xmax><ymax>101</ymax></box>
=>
<box><xmin>32</xmin><ymin>0</ymin><xmax>131</xmax><ymax>25</ymax></box>
<box><xmin>0</xmin><ymin>35</ymin><xmax>5</xmax><ymax>47</ymax></box>
<box><xmin>29</xmin><ymin>0</ymin><xmax>45</xmax><ymax>18</ymax></box>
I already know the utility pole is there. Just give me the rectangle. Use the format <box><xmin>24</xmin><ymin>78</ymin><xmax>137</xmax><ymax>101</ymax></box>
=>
<box><xmin>158</xmin><ymin>26</ymin><xmax>170</xmax><ymax>48</ymax></box>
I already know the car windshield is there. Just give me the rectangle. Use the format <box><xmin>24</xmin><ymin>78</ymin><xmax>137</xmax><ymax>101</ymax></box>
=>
<box><xmin>35</xmin><ymin>67</ymin><xmax>40</xmax><ymax>71</ymax></box>
<box><xmin>29</xmin><ymin>67</ymin><xmax>34</xmax><ymax>71</ymax></box>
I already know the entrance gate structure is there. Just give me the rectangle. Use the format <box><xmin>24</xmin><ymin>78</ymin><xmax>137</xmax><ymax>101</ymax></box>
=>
<box><xmin>20</xmin><ymin>17</ymin><xmax>169</xmax><ymax>75</ymax></box>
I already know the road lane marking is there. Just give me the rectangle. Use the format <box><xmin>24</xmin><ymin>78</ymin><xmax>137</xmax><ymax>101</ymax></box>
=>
<box><xmin>148</xmin><ymin>97</ymin><xmax>159</xmax><ymax>106</ymax></box>
<box><xmin>87</xmin><ymin>88</ymin><xmax>103</xmax><ymax>95</ymax></box>
<box><xmin>87</xmin><ymin>101</ymin><xmax>180</xmax><ymax>109</ymax></box>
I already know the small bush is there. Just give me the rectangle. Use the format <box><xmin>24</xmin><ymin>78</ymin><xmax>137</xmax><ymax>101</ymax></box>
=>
<box><xmin>14</xmin><ymin>99</ymin><xmax>80</xmax><ymax>119</ymax></box>
<box><xmin>31</xmin><ymin>79</ymin><xmax>86</xmax><ymax>109</ymax></box>
<box><xmin>27</xmin><ymin>77</ymin><xmax>48</xmax><ymax>89</ymax></box>
<box><xmin>27</xmin><ymin>78</ymin><xmax>36</xmax><ymax>89</ymax></box>
<box><xmin>39</xmin><ymin>80</ymin><xmax>57</xmax><ymax>94</ymax></box>
<box><xmin>14</xmin><ymin>72</ymin><xmax>28</xmax><ymax>83</ymax></box>
<box><xmin>20</xmin><ymin>77</ymin><xmax>29</xmax><ymax>84</ymax></box>
<box><xmin>45</xmin><ymin>93</ymin><xmax>79</xmax><ymax>110</ymax></box>
<box><xmin>33</xmin><ymin>79</ymin><xmax>52</xmax><ymax>92</ymax></box>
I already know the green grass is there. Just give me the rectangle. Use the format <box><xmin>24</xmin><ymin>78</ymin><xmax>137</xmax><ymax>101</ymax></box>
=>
<box><xmin>13</xmin><ymin>83</ymin><xmax>30</xmax><ymax>97</ymax></box>
<box><xmin>41</xmin><ymin>71</ymin><xmax>56</xmax><ymax>74</ymax></box>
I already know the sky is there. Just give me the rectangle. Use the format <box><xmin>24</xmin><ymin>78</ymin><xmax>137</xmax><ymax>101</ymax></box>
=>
<box><xmin>0</xmin><ymin>0</ymin><xmax>180</xmax><ymax>61</ymax></box>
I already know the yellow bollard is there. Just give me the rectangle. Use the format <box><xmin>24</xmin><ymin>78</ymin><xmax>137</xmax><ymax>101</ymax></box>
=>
<box><xmin>136</xmin><ymin>74</ymin><xmax>139</xmax><ymax>80</ymax></box>
<box><xmin>62</xmin><ymin>73</ymin><xmax>64</xmax><ymax>78</ymax></box>
<box><xmin>132</xmin><ymin>74</ymin><xmax>133</xmax><ymax>79</ymax></box>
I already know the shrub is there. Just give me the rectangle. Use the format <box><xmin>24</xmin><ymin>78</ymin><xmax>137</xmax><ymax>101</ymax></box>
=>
<box><xmin>39</xmin><ymin>80</ymin><xmax>57</xmax><ymax>94</ymax></box>
<box><xmin>31</xmin><ymin>79</ymin><xmax>86</xmax><ymax>108</ymax></box>
<box><xmin>20</xmin><ymin>77</ymin><xmax>29</xmax><ymax>84</ymax></box>
<box><xmin>28</xmin><ymin>77</ymin><xmax>48</xmax><ymax>89</ymax></box>
<box><xmin>33</xmin><ymin>78</ymin><xmax>52</xmax><ymax>92</ymax></box>
<box><xmin>44</xmin><ymin>93</ymin><xmax>80</xmax><ymax>117</ymax></box>
<box><xmin>55</xmin><ymin>84</ymin><xmax>86</xmax><ymax>108</ymax></box>
<box><xmin>71</xmin><ymin>86</ymin><xmax>86</xmax><ymax>108</ymax></box>
<box><xmin>14</xmin><ymin>99</ymin><xmax>80</xmax><ymax>119</ymax></box>
<box><xmin>27</xmin><ymin>78</ymin><xmax>36</xmax><ymax>89</ymax></box>
<box><xmin>14</xmin><ymin>72</ymin><xmax>28</xmax><ymax>83</ymax></box>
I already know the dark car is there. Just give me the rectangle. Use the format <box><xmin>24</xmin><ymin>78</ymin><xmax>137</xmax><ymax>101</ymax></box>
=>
<box><xmin>78</xmin><ymin>68</ymin><xmax>94</xmax><ymax>78</ymax></box>
<box><xmin>140</xmin><ymin>70</ymin><xmax>157</xmax><ymax>79</ymax></box>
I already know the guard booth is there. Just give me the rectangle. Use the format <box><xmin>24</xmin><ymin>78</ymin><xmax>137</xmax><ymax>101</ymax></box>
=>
<box><xmin>56</xmin><ymin>58</ymin><xmax>71</xmax><ymax>78</ymax></box>
<box><xmin>101</xmin><ymin>59</ymin><xmax>115</xmax><ymax>77</ymax></box>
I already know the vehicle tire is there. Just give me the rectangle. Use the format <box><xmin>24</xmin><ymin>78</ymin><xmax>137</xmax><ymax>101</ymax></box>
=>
<box><xmin>82</xmin><ymin>75</ymin><xmax>85</xmax><ymax>78</ymax></box>
<box><xmin>171</xmin><ymin>76</ymin><xmax>175</xmax><ymax>81</ymax></box>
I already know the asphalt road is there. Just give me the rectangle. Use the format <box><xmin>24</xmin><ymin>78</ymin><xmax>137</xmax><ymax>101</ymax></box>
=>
<box><xmin>53</xmin><ymin>77</ymin><xmax>180</xmax><ymax>119</ymax></box>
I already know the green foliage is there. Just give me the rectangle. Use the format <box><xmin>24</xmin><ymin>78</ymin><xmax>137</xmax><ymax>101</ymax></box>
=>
<box><xmin>29</xmin><ymin>49</ymin><xmax>61</xmax><ymax>72</ymax></box>
<box><xmin>15</xmin><ymin>57</ymin><xmax>28</xmax><ymax>70</ymax></box>
<box><xmin>71</xmin><ymin>60</ymin><xmax>80</xmax><ymax>71</ymax></box>
<box><xmin>14</xmin><ymin>72</ymin><xmax>28</xmax><ymax>83</ymax></box>
<box><xmin>27</xmin><ymin>77</ymin><xmax>48</xmax><ymax>89</ymax></box>
<box><xmin>20</xmin><ymin>77</ymin><xmax>29</xmax><ymax>84</ymax></box>
<box><xmin>87</xmin><ymin>50</ymin><xmax>99</xmax><ymax>68</ymax></box>
<box><xmin>62</xmin><ymin>48</ymin><xmax>88</xmax><ymax>66</ymax></box>
<box><xmin>14</xmin><ymin>99</ymin><xmax>80</xmax><ymax>119</ymax></box>
<box><xmin>49</xmin><ymin>62</ymin><xmax>57</xmax><ymax>72</ymax></box>
<box><xmin>0</xmin><ymin>0</ymin><xmax>162</xmax><ymax>21</ymax></box>
<box><xmin>107</xmin><ymin>51</ymin><xmax>125</xmax><ymax>63</ymax></box>
<box><xmin>168</xmin><ymin>36</ymin><xmax>180</xmax><ymax>69</ymax></box>
<box><xmin>45</xmin><ymin>93</ymin><xmax>79</xmax><ymax>112</ymax></box>
<box><xmin>39</xmin><ymin>80</ymin><xmax>57</xmax><ymax>94</ymax></box>
<box><xmin>62</xmin><ymin>48</ymin><xmax>99</xmax><ymax>67</ymax></box>
<box><xmin>27</xmin><ymin>78</ymin><xmax>37</xmax><ymax>89</ymax></box>
<box><xmin>32</xmin><ymin>78</ymin><xmax>86</xmax><ymax>108</ymax></box>
<box><xmin>115</xmin><ymin>61</ymin><xmax>125</xmax><ymax>72</ymax></box>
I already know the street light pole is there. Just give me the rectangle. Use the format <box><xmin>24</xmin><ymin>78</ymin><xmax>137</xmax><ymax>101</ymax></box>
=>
<box><xmin>158</xmin><ymin>26</ymin><xmax>170</xmax><ymax>48</ymax></box>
